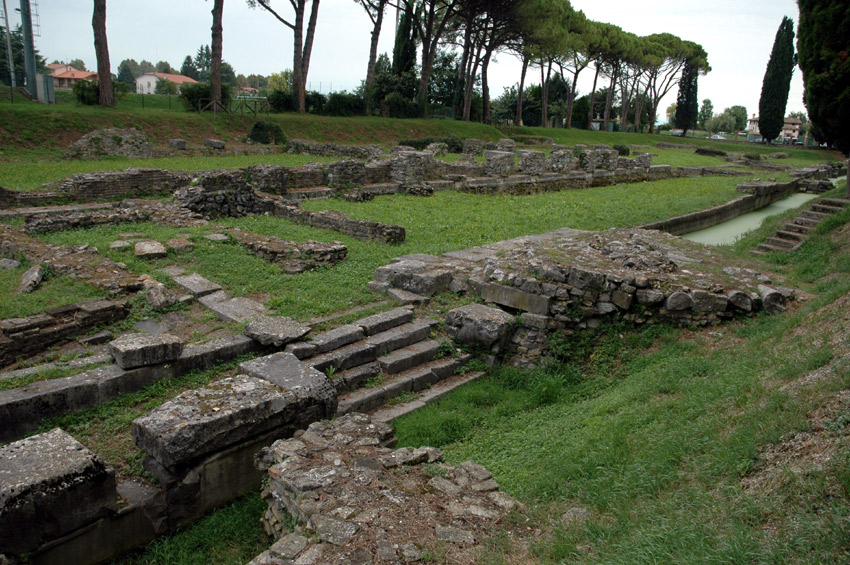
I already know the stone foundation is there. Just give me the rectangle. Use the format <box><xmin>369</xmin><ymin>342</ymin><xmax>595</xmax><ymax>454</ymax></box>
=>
<box><xmin>0</xmin><ymin>298</ymin><xmax>130</xmax><ymax>368</ymax></box>
<box><xmin>228</xmin><ymin>227</ymin><xmax>348</xmax><ymax>273</ymax></box>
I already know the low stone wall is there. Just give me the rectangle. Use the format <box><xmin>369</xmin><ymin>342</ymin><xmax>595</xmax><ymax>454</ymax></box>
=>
<box><xmin>0</xmin><ymin>299</ymin><xmax>129</xmax><ymax>368</ymax></box>
<box><xmin>286</xmin><ymin>139</ymin><xmax>384</xmax><ymax>160</ymax></box>
<box><xmin>52</xmin><ymin>168</ymin><xmax>189</xmax><ymax>202</ymax></box>
<box><xmin>251</xmin><ymin>413</ymin><xmax>519</xmax><ymax>564</ymax></box>
<box><xmin>641</xmin><ymin>179</ymin><xmax>799</xmax><ymax>236</ymax></box>
<box><xmin>175</xmin><ymin>170</ymin><xmax>275</xmax><ymax>218</ymax></box>
<box><xmin>274</xmin><ymin>202</ymin><xmax>406</xmax><ymax>244</ymax></box>
<box><xmin>369</xmin><ymin>226</ymin><xmax>792</xmax><ymax>368</ymax></box>
<box><xmin>23</xmin><ymin>208</ymin><xmax>150</xmax><ymax>234</ymax></box>
<box><xmin>229</xmin><ymin>228</ymin><xmax>348</xmax><ymax>273</ymax></box>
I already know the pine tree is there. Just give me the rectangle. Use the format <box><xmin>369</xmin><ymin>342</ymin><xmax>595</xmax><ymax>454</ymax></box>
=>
<box><xmin>674</xmin><ymin>60</ymin><xmax>699</xmax><ymax>136</ymax></box>
<box><xmin>797</xmin><ymin>0</ymin><xmax>850</xmax><ymax>156</ymax></box>
<box><xmin>758</xmin><ymin>17</ymin><xmax>796</xmax><ymax>143</ymax></box>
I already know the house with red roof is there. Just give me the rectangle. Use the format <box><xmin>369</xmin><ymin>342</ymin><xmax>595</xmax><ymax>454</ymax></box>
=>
<box><xmin>135</xmin><ymin>72</ymin><xmax>198</xmax><ymax>94</ymax></box>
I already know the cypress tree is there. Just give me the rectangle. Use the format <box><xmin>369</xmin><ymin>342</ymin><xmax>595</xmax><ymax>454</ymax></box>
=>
<box><xmin>797</xmin><ymin>0</ymin><xmax>850</xmax><ymax>155</ymax></box>
<box><xmin>674</xmin><ymin>61</ymin><xmax>699</xmax><ymax>136</ymax></box>
<box><xmin>758</xmin><ymin>17</ymin><xmax>796</xmax><ymax>143</ymax></box>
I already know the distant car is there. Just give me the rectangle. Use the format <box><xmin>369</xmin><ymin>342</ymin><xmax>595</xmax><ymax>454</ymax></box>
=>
<box><xmin>710</xmin><ymin>135</ymin><xmax>726</xmax><ymax>140</ymax></box>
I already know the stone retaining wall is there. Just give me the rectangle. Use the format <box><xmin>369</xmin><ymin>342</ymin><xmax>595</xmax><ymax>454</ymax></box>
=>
<box><xmin>229</xmin><ymin>228</ymin><xmax>348</xmax><ymax>273</ymax></box>
<box><xmin>52</xmin><ymin>168</ymin><xmax>189</xmax><ymax>202</ymax></box>
<box><xmin>273</xmin><ymin>202</ymin><xmax>406</xmax><ymax>244</ymax></box>
<box><xmin>0</xmin><ymin>299</ymin><xmax>129</xmax><ymax>369</ymax></box>
<box><xmin>641</xmin><ymin>179</ymin><xmax>799</xmax><ymax>235</ymax></box>
<box><xmin>286</xmin><ymin>139</ymin><xmax>384</xmax><ymax>160</ymax></box>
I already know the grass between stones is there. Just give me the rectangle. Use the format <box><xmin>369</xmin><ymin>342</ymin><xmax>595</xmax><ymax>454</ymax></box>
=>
<box><xmin>0</xmin><ymin>260</ymin><xmax>109</xmax><ymax>319</ymax></box>
<box><xmin>391</xmin><ymin>195</ymin><xmax>850</xmax><ymax>563</ymax></box>
<box><xmin>31</xmin><ymin>176</ymin><xmax>741</xmax><ymax>322</ymax></box>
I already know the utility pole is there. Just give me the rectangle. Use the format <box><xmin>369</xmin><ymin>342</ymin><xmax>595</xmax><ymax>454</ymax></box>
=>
<box><xmin>1</xmin><ymin>0</ymin><xmax>15</xmax><ymax>86</ymax></box>
<box><xmin>19</xmin><ymin>0</ymin><xmax>36</xmax><ymax>98</ymax></box>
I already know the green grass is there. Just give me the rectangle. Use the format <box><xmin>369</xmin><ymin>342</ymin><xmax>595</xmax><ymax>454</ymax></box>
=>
<box><xmin>35</xmin><ymin>177</ymin><xmax>741</xmax><ymax>320</ymax></box>
<box><xmin>115</xmin><ymin>492</ymin><xmax>271</xmax><ymax>565</ymax></box>
<box><xmin>391</xmin><ymin>214</ymin><xmax>850</xmax><ymax>563</ymax></box>
<box><xmin>0</xmin><ymin>262</ymin><xmax>108</xmax><ymax>319</ymax></box>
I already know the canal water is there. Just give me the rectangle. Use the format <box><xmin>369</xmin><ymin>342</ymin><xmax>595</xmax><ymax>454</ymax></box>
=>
<box><xmin>682</xmin><ymin>192</ymin><xmax>820</xmax><ymax>245</ymax></box>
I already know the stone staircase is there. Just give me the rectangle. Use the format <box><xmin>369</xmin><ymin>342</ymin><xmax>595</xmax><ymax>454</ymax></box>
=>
<box><xmin>274</xmin><ymin>307</ymin><xmax>475</xmax><ymax>416</ymax></box>
<box><xmin>754</xmin><ymin>197</ymin><xmax>850</xmax><ymax>254</ymax></box>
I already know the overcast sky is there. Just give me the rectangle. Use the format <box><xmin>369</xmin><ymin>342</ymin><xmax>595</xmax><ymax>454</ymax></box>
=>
<box><xmin>6</xmin><ymin>0</ymin><xmax>805</xmax><ymax>119</ymax></box>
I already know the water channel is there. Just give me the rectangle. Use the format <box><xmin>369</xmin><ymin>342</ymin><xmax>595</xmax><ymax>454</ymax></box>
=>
<box><xmin>682</xmin><ymin>192</ymin><xmax>820</xmax><ymax>246</ymax></box>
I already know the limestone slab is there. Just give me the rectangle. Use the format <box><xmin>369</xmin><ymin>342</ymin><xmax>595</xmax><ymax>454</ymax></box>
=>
<box><xmin>206</xmin><ymin>296</ymin><xmax>268</xmax><ymax>323</ymax></box>
<box><xmin>245</xmin><ymin>316</ymin><xmax>311</xmax><ymax>347</ymax></box>
<box><xmin>239</xmin><ymin>352</ymin><xmax>336</xmax><ymax>408</ymax></box>
<box><xmin>134</xmin><ymin>240</ymin><xmax>167</xmax><ymax>259</ymax></box>
<box><xmin>445</xmin><ymin>304</ymin><xmax>514</xmax><ymax>347</ymax></box>
<box><xmin>308</xmin><ymin>324</ymin><xmax>364</xmax><ymax>355</ymax></box>
<box><xmin>132</xmin><ymin>375</ymin><xmax>294</xmax><ymax>469</ymax></box>
<box><xmin>480</xmin><ymin>282</ymin><xmax>551</xmax><ymax>316</ymax></box>
<box><xmin>173</xmin><ymin>273</ymin><xmax>222</xmax><ymax>297</ymax></box>
<box><xmin>355</xmin><ymin>307</ymin><xmax>414</xmax><ymax>336</ymax></box>
<box><xmin>0</xmin><ymin>429</ymin><xmax>117</xmax><ymax>555</ymax></box>
<box><xmin>109</xmin><ymin>333</ymin><xmax>183</xmax><ymax>369</ymax></box>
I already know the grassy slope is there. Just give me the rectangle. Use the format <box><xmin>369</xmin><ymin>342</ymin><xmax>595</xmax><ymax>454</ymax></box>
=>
<box><xmin>393</xmin><ymin>186</ymin><xmax>850</xmax><ymax>563</ymax></box>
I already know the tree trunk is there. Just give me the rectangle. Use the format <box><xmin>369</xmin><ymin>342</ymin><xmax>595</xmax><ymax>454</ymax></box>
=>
<box><xmin>453</xmin><ymin>23</ymin><xmax>472</xmax><ymax>119</ymax></box>
<box><xmin>540</xmin><ymin>60</ymin><xmax>552</xmax><ymax>128</ymax></box>
<box><xmin>515</xmin><ymin>54</ymin><xmax>528</xmax><ymax>126</ymax></box>
<box><xmin>364</xmin><ymin>0</ymin><xmax>385</xmax><ymax>114</ymax></box>
<box><xmin>634</xmin><ymin>82</ymin><xmax>650</xmax><ymax>131</ymax></box>
<box><xmin>463</xmin><ymin>46</ymin><xmax>481</xmax><ymax>121</ymax></box>
<box><xmin>846</xmin><ymin>157</ymin><xmax>849</xmax><ymax>199</ymax></box>
<box><xmin>603</xmin><ymin>67</ymin><xmax>617</xmax><ymax>131</ymax></box>
<box><xmin>92</xmin><ymin>0</ymin><xmax>114</xmax><ymax>106</ymax></box>
<box><xmin>292</xmin><ymin>0</ymin><xmax>305</xmax><ymax>112</ymax></box>
<box><xmin>564</xmin><ymin>65</ymin><xmax>583</xmax><ymax>129</ymax></box>
<box><xmin>300</xmin><ymin>0</ymin><xmax>320</xmax><ymax>111</ymax></box>
<box><xmin>481</xmin><ymin>48</ymin><xmax>493</xmax><ymax>123</ymax></box>
<box><xmin>587</xmin><ymin>63</ymin><xmax>600</xmax><ymax>130</ymax></box>
<box><xmin>210</xmin><ymin>0</ymin><xmax>224</xmax><ymax>108</ymax></box>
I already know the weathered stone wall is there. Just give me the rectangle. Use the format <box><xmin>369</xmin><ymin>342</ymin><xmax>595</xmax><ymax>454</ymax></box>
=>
<box><xmin>286</xmin><ymin>139</ymin><xmax>384</xmax><ymax>160</ymax></box>
<box><xmin>65</xmin><ymin>128</ymin><xmax>155</xmax><ymax>159</ymax></box>
<box><xmin>23</xmin><ymin>208</ymin><xmax>150</xmax><ymax>234</ymax></box>
<box><xmin>326</xmin><ymin>159</ymin><xmax>367</xmax><ymax>187</ymax></box>
<box><xmin>389</xmin><ymin>151</ymin><xmax>437</xmax><ymax>184</ymax></box>
<box><xmin>642</xmin><ymin>179</ymin><xmax>799</xmax><ymax>235</ymax></box>
<box><xmin>174</xmin><ymin>171</ymin><xmax>275</xmax><ymax>218</ymax></box>
<box><xmin>53</xmin><ymin>168</ymin><xmax>189</xmax><ymax>202</ymax></box>
<box><xmin>229</xmin><ymin>228</ymin><xmax>348</xmax><ymax>273</ymax></box>
<box><xmin>252</xmin><ymin>413</ymin><xmax>519</xmax><ymax>564</ymax></box>
<box><xmin>0</xmin><ymin>299</ymin><xmax>130</xmax><ymax>368</ymax></box>
<box><xmin>274</xmin><ymin>202</ymin><xmax>405</xmax><ymax>244</ymax></box>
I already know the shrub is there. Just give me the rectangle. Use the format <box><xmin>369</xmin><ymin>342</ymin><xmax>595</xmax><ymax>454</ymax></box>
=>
<box><xmin>382</xmin><ymin>92</ymin><xmax>419</xmax><ymax>119</ymax></box>
<box><xmin>397</xmin><ymin>136</ymin><xmax>464</xmax><ymax>153</ymax></box>
<box><xmin>178</xmin><ymin>82</ymin><xmax>232</xmax><ymax>112</ymax></box>
<box><xmin>613</xmin><ymin>144</ymin><xmax>630</xmax><ymax>156</ymax></box>
<box><xmin>323</xmin><ymin>92</ymin><xmax>364</xmax><ymax>116</ymax></box>
<box><xmin>743</xmin><ymin>152</ymin><xmax>761</xmax><ymax>160</ymax></box>
<box><xmin>248</xmin><ymin>121</ymin><xmax>286</xmax><ymax>145</ymax></box>
<box><xmin>72</xmin><ymin>79</ymin><xmax>99</xmax><ymax>105</ymax></box>
<box><xmin>305</xmin><ymin>91</ymin><xmax>326</xmax><ymax>114</ymax></box>
<box><xmin>694</xmin><ymin>147</ymin><xmax>727</xmax><ymax>157</ymax></box>
<box><xmin>268</xmin><ymin>89</ymin><xmax>295</xmax><ymax>112</ymax></box>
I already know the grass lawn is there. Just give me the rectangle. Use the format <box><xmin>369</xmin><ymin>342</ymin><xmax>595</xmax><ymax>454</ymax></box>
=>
<box><xmin>35</xmin><ymin>176</ymin><xmax>742</xmax><ymax>320</ymax></box>
<box><xmin>391</xmin><ymin>191</ymin><xmax>850</xmax><ymax>563</ymax></box>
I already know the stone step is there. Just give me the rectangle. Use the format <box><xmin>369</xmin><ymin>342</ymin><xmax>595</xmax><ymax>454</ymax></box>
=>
<box><xmin>801</xmin><ymin>210</ymin><xmax>829</xmax><ymax>220</ymax></box>
<box><xmin>370</xmin><ymin>370</ymin><xmax>487</xmax><ymax>424</ymax></box>
<box><xmin>819</xmin><ymin>197</ymin><xmax>850</xmax><ymax>208</ymax></box>
<box><xmin>810</xmin><ymin>203</ymin><xmax>843</xmax><ymax>214</ymax></box>
<box><xmin>336</xmin><ymin>355</ymin><xmax>471</xmax><ymax>416</ymax></box>
<box><xmin>365</xmin><ymin>319</ymin><xmax>437</xmax><ymax>356</ymax></box>
<box><xmin>754</xmin><ymin>242</ymin><xmax>788</xmax><ymax>254</ymax></box>
<box><xmin>774</xmin><ymin>230</ymin><xmax>804</xmax><ymax>242</ymax></box>
<box><xmin>765</xmin><ymin>236</ymin><xmax>797</xmax><ymax>249</ymax></box>
<box><xmin>793</xmin><ymin>216</ymin><xmax>819</xmax><ymax>227</ymax></box>
<box><xmin>354</xmin><ymin>307</ymin><xmax>415</xmax><ymax>336</ymax></box>
<box><xmin>782</xmin><ymin>223</ymin><xmax>811</xmax><ymax>235</ymax></box>
<box><xmin>282</xmin><ymin>187</ymin><xmax>335</xmax><ymax>201</ymax></box>
<box><xmin>172</xmin><ymin>273</ymin><xmax>222</xmax><ymax>297</ymax></box>
<box><xmin>378</xmin><ymin>339</ymin><xmax>441</xmax><ymax>375</ymax></box>
<box><xmin>309</xmin><ymin>341</ymin><xmax>377</xmax><ymax>374</ymax></box>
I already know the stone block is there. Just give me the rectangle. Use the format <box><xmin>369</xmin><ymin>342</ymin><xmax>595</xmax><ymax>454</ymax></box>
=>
<box><xmin>245</xmin><ymin>316</ymin><xmax>311</xmax><ymax>347</ymax></box>
<box><xmin>0</xmin><ymin>258</ymin><xmax>21</xmax><ymax>269</ymax></box>
<box><xmin>167</xmin><ymin>238</ymin><xmax>193</xmax><ymax>253</ymax></box>
<box><xmin>664</xmin><ymin>291</ymin><xmax>693</xmax><ymax>311</ymax></box>
<box><xmin>445</xmin><ymin>304</ymin><xmax>515</xmax><ymax>348</ymax></box>
<box><xmin>484</xmin><ymin>151</ymin><xmax>514</xmax><ymax>177</ymax></box>
<box><xmin>0</xmin><ymin>429</ymin><xmax>117</xmax><ymax>556</ymax></box>
<box><xmin>727</xmin><ymin>290</ymin><xmax>753</xmax><ymax>312</ymax></box>
<box><xmin>204</xmin><ymin>139</ymin><xmax>226</xmax><ymax>150</ymax></box>
<box><xmin>309</xmin><ymin>342</ymin><xmax>377</xmax><ymax>373</ymax></box>
<box><xmin>365</xmin><ymin>319</ymin><xmax>434</xmax><ymax>356</ymax></box>
<box><xmin>133</xmin><ymin>375</ymin><xmax>300</xmax><ymax>469</ymax></box>
<box><xmin>462</xmin><ymin>138</ymin><xmax>484</xmax><ymax>156</ymax></box>
<box><xmin>168</xmin><ymin>138</ymin><xmax>187</xmax><ymax>150</ymax></box>
<box><xmin>109</xmin><ymin>333</ymin><xmax>183</xmax><ymax>369</ymax></box>
<box><xmin>517</xmin><ymin>150</ymin><xmax>546</xmax><ymax>175</ymax></box>
<box><xmin>392</xmin><ymin>268</ymin><xmax>453</xmax><ymax>296</ymax></box>
<box><xmin>308</xmin><ymin>324</ymin><xmax>364</xmax><ymax>355</ymax></box>
<box><xmin>173</xmin><ymin>273</ymin><xmax>223</xmax><ymax>297</ymax></box>
<box><xmin>636</xmin><ymin>288</ymin><xmax>664</xmax><ymax>304</ymax></box>
<box><xmin>480</xmin><ymin>283</ymin><xmax>551</xmax><ymax>316</ymax></box>
<box><xmin>134</xmin><ymin>240</ymin><xmax>167</xmax><ymax>259</ymax></box>
<box><xmin>239</xmin><ymin>352</ymin><xmax>337</xmax><ymax>410</ymax></box>
<box><xmin>205</xmin><ymin>296</ymin><xmax>268</xmax><ymax>323</ymax></box>
<box><xmin>758</xmin><ymin>285</ymin><xmax>786</xmax><ymax>314</ymax></box>
<box><xmin>378</xmin><ymin>340</ymin><xmax>440</xmax><ymax>374</ymax></box>
<box><xmin>387</xmin><ymin>288</ymin><xmax>429</xmax><ymax>305</ymax></box>
<box><xmin>355</xmin><ymin>307</ymin><xmax>414</xmax><ymax>336</ymax></box>
<box><xmin>17</xmin><ymin>264</ymin><xmax>45</xmax><ymax>294</ymax></box>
